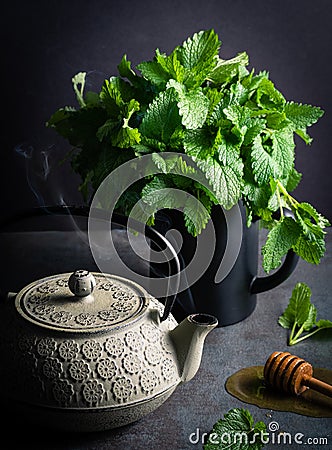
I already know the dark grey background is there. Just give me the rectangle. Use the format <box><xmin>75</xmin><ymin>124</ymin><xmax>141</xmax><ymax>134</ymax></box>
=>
<box><xmin>1</xmin><ymin>0</ymin><xmax>331</xmax><ymax>221</ymax></box>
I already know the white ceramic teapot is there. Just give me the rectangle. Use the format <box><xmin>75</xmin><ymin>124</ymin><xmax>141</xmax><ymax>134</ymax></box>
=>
<box><xmin>0</xmin><ymin>266</ymin><xmax>217</xmax><ymax>432</ymax></box>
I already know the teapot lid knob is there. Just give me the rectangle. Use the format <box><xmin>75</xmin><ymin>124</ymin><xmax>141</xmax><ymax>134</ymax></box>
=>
<box><xmin>68</xmin><ymin>270</ymin><xmax>96</xmax><ymax>297</ymax></box>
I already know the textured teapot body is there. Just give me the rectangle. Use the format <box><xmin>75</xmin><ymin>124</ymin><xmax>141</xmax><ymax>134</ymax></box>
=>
<box><xmin>0</xmin><ymin>271</ymin><xmax>217</xmax><ymax>431</ymax></box>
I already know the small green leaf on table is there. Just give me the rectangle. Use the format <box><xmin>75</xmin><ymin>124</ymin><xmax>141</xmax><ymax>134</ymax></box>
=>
<box><xmin>204</xmin><ymin>408</ymin><xmax>267</xmax><ymax>450</ymax></box>
<box><xmin>278</xmin><ymin>282</ymin><xmax>332</xmax><ymax>345</ymax></box>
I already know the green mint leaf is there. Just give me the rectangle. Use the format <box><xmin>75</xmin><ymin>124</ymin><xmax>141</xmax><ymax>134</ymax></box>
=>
<box><xmin>316</xmin><ymin>319</ymin><xmax>332</xmax><ymax>329</ymax></box>
<box><xmin>255</xmin><ymin>78</ymin><xmax>286</xmax><ymax>111</ymax></box>
<box><xmin>250</xmin><ymin>135</ymin><xmax>279</xmax><ymax>185</ymax></box>
<box><xmin>133</xmin><ymin>136</ymin><xmax>167</xmax><ymax>154</ymax></box>
<box><xmin>141</xmin><ymin>175</ymin><xmax>175</xmax><ymax>206</ymax></box>
<box><xmin>285</xmin><ymin>167</ymin><xmax>302</xmax><ymax>192</ymax></box>
<box><xmin>100</xmin><ymin>78</ymin><xmax>124</xmax><ymax>117</ymax></box>
<box><xmin>262</xmin><ymin>217</ymin><xmax>301</xmax><ymax>273</ymax></box>
<box><xmin>278</xmin><ymin>282</ymin><xmax>312</xmax><ymax>329</ymax></box>
<box><xmin>204</xmin><ymin>408</ymin><xmax>266</xmax><ymax>450</ymax></box>
<box><xmin>177</xmin><ymin>29</ymin><xmax>220</xmax><ymax>86</ymax></box>
<box><xmin>138</xmin><ymin>49</ymin><xmax>185</xmax><ymax>87</ymax></box>
<box><xmin>97</xmin><ymin>98</ymin><xmax>141</xmax><ymax>148</ymax></box>
<box><xmin>278</xmin><ymin>282</ymin><xmax>332</xmax><ymax>345</ymax></box>
<box><xmin>297</xmin><ymin>202</ymin><xmax>330</xmax><ymax>230</ymax></box>
<box><xmin>302</xmin><ymin>303</ymin><xmax>317</xmax><ymax>331</ymax></box>
<box><xmin>137</xmin><ymin>60</ymin><xmax>170</xmax><ymax>86</ymax></box>
<box><xmin>204</xmin><ymin>88</ymin><xmax>224</xmax><ymax>118</ymax></box>
<box><xmin>208</xmin><ymin>95</ymin><xmax>230</xmax><ymax>126</ymax></box>
<box><xmin>208</xmin><ymin>51</ymin><xmax>249</xmax><ymax>85</ymax></box>
<box><xmin>151</xmin><ymin>152</ymin><xmax>196</xmax><ymax>176</ymax></box>
<box><xmin>118</xmin><ymin>54</ymin><xmax>139</xmax><ymax>84</ymax></box>
<box><xmin>242</xmin><ymin>180</ymin><xmax>272</xmax><ymax>210</ymax></box>
<box><xmin>242</xmin><ymin>70</ymin><xmax>269</xmax><ymax>92</ymax></box>
<box><xmin>195</xmin><ymin>156</ymin><xmax>243</xmax><ymax>209</ymax></box>
<box><xmin>48</xmin><ymin>107</ymin><xmax>107</xmax><ymax>148</ymax></box>
<box><xmin>229</xmin><ymin>81</ymin><xmax>250</xmax><ymax>105</ymax></box>
<box><xmin>155</xmin><ymin>49</ymin><xmax>185</xmax><ymax>82</ymax></box>
<box><xmin>243</xmin><ymin>118</ymin><xmax>266</xmax><ymax>146</ymax></box>
<box><xmin>293</xmin><ymin>203</ymin><xmax>329</xmax><ymax>263</ymax></box>
<box><xmin>284</xmin><ymin>101</ymin><xmax>324</xmax><ymax>145</ymax></box>
<box><xmin>141</xmin><ymin>173</ymin><xmax>210</xmax><ymax>237</ymax></box>
<box><xmin>266</xmin><ymin>111</ymin><xmax>289</xmax><ymax>130</ymax></box>
<box><xmin>183</xmin><ymin>128</ymin><xmax>214</xmax><ymax>159</ymax></box>
<box><xmin>271</xmin><ymin>127</ymin><xmax>295</xmax><ymax>178</ymax></box>
<box><xmin>90</xmin><ymin>146</ymin><xmax>136</xmax><ymax>193</ymax></box>
<box><xmin>111</xmin><ymin>125</ymin><xmax>141</xmax><ymax>148</ymax></box>
<box><xmin>223</xmin><ymin>104</ymin><xmax>251</xmax><ymax>131</ymax></box>
<box><xmin>293</xmin><ymin>233</ymin><xmax>326</xmax><ymax>265</ymax></box>
<box><xmin>183</xmin><ymin>195</ymin><xmax>211</xmax><ymax>237</ymax></box>
<box><xmin>140</xmin><ymin>90</ymin><xmax>181</xmax><ymax>143</ymax></box>
<box><xmin>215</xmin><ymin>130</ymin><xmax>241</xmax><ymax>165</ymax></box>
<box><xmin>167</xmin><ymin>80</ymin><xmax>209</xmax><ymax>129</ymax></box>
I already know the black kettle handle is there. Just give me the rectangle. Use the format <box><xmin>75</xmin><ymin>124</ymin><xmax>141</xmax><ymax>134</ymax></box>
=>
<box><xmin>104</xmin><ymin>211</ymin><xmax>181</xmax><ymax>321</ymax></box>
<box><xmin>0</xmin><ymin>206</ymin><xmax>181</xmax><ymax>321</ymax></box>
<box><xmin>250</xmin><ymin>249</ymin><xmax>299</xmax><ymax>294</ymax></box>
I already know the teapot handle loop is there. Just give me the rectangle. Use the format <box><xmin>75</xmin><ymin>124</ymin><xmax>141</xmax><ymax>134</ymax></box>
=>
<box><xmin>108</xmin><ymin>213</ymin><xmax>180</xmax><ymax>322</ymax></box>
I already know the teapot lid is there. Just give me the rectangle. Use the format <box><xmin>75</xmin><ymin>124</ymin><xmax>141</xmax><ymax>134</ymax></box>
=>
<box><xmin>15</xmin><ymin>270</ymin><xmax>150</xmax><ymax>332</ymax></box>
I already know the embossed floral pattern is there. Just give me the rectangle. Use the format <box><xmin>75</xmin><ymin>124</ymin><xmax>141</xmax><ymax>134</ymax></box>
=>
<box><xmin>96</xmin><ymin>358</ymin><xmax>117</xmax><ymax>380</ymax></box>
<box><xmin>58</xmin><ymin>340</ymin><xmax>79</xmax><ymax>360</ymax></box>
<box><xmin>18</xmin><ymin>335</ymin><xmax>35</xmax><ymax>352</ymax></box>
<box><xmin>33</xmin><ymin>304</ymin><xmax>56</xmax><ymax>316</ymax></box>
<box><xmin>75</xmin><ymin>313</ymin><xmax>96</xmax><ymax>326</ymax></box>
<box><xmin>97</xmin><ymin>282</ymin><xmax>113</xmax><ymax>291</ymax></box>
<box><xmin>112</xmin><ymin>376</ymin><xmax>134</xmax><ymax>402</ymax></box>
<box><xmin>144</xmin><ymin>345</ymin><xmax>162</xmax><ymax>366</ymax></box>
<box><xmin>160</xmin><ymin>335</ymin><xmax>173</xmax><ymax>354</ymax></box>
<box><xmin>161</xmin><ymin>358</ymin><xmax>176</xmax><ymax>381</ymax></box>
<box><xmin>37</xmin><ymin>284</ymin><xmax>58</xmax><ymax>294</ymax></box>
<box><xmin>125</xmin><ymin>331</ymin><xmax>143</xmax><ymax>352</ymax></box>
<box><xmin>98</xmin><ymin>309</ymin><xmax>120</xmax><ymax>322</ymax></box>
<box><xmin>27</xmin><ymin>294</ymin><xmax>47</xmax><ymax>305</ymax></box>
<box><xmin>13</xmin><ymin>278</ymin><xmax>181</xmax><ymax>410</ymax></box>
<box><xmin>51</xmin><ymin>311</ymin><xmax>73</xmax><ymax>324</ymax></box>
<box><xmin>113</xmin><ymin>299</ymin><xmax>134</xmax><ymax>312</ymax></box>
<box><xmin>43</xmin><ymin>358</ymin><xmax>62</xmax><ymax>379</ymax></box>
<box><xmin>82</xmin><ymin>380</ymin><xmax>105</xmax><ymax>405</ymax></box>
<box><xmin>53</xmin><ymin>379</ymin><xmax>74</xmax><ymax>404</ymax></box>
<box><xmin>82</xmin><ymin>340</ymin><xmax>102</xmax><ymax>360</ymax></box>
<box><xmin>140</xmin><ymin>324</ymin><xmax>160</xmax><ymax>343</ymax></box>
<box><xmin>122</xmin><ymin>353</ymin><xmax>141</xmax><ymax>374</ymax></box>
<box><xmin>37</xmin><ymin>338</ymin><xmax>57</xmax><ymax>356</ymax></box>
<box><xmin>105</xmin><ymin>337</ymin><xmax>124</xmax><ymax>358</ymax></box>
<box><xmin>20</xmin><ymin>274</ymin><xmax>144</xmax><ymax>330</ymax></box>
<box><xmin>140</xmin><ymin>369</ymin><xmax>159</xmax><ymax>394</ymax></box>
<box><xmin>68</xmin><ymin>359</ymin><xmax>90</xmax><ymax>381</ymax></box>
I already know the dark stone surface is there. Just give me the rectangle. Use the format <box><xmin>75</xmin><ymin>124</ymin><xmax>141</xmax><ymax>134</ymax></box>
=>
<box><xmin>0</xmin><ymin>228</ymin><xmax>331</xmax><ymax>449</ymax></box>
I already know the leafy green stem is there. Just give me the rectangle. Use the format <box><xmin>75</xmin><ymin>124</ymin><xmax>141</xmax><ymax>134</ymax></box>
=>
<box><xmin>289</xmin><ymin>323</ymin><xmax>305</xmax><ymax>345</ymax></box>
<box><xmin>289</xmin><ymin>327</ymin><xmax>324</xmax><ymax>345</ymax></box>
<box><xmin>279</xmin><ymin>282</ymin><xmax>332</xmax><ymax>346</ymax></box>
<box><xmin>276</xmin><ymin>180</ymin><xmax>299</xmax><ymax>210</ymax></box>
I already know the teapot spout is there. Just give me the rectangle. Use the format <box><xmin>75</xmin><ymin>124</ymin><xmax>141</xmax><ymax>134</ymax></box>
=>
<box><xmin>169</xmin><ymin>314</ymin><xmax>218</xmax><ymax>383</ymax></box>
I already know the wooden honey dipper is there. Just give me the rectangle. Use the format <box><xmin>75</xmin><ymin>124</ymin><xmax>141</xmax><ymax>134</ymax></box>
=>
<box><xmin>264</xmin><ymin>351</ymin><xmax>332</xmax><ymax>398</ymax></box>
